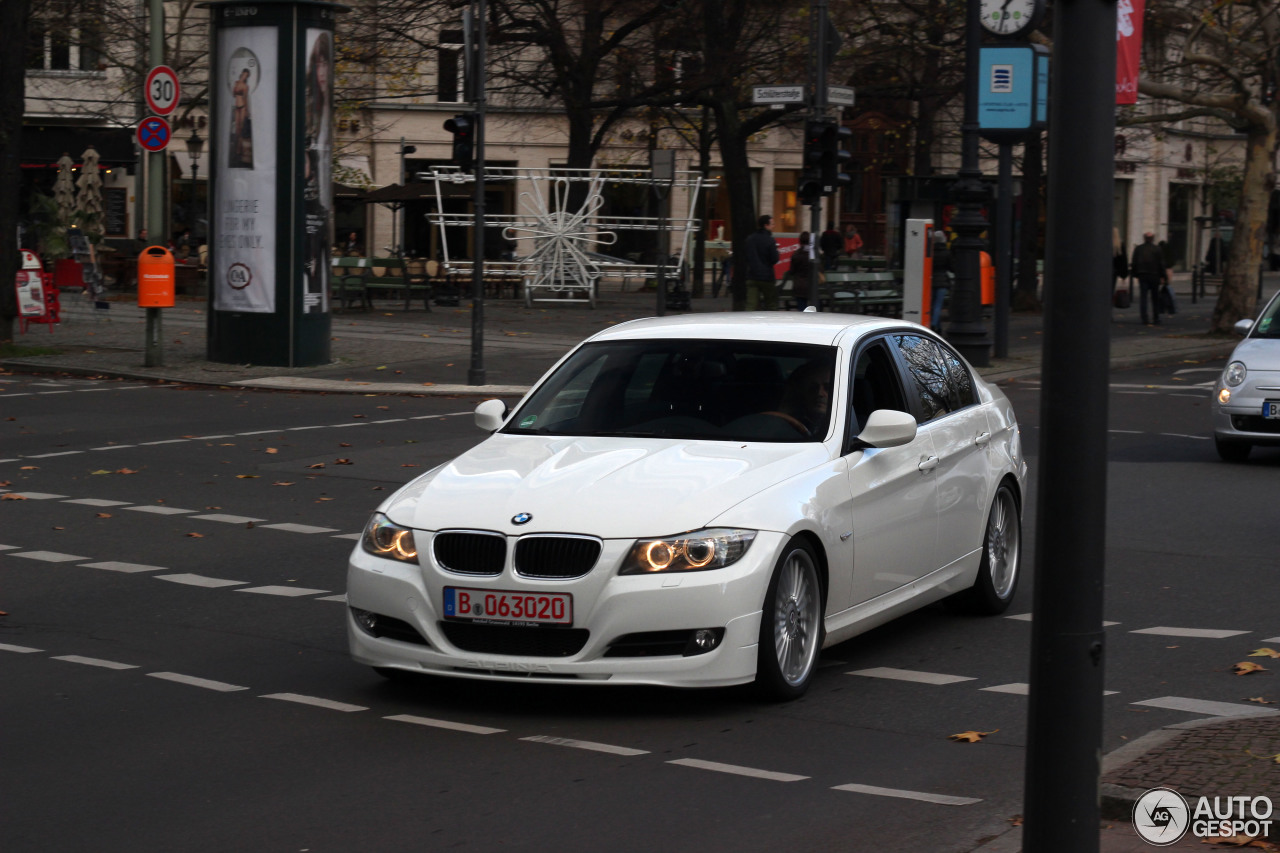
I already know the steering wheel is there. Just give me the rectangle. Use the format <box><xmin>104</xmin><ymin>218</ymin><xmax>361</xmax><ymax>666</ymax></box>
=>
<box><xmin>761</xmin><ymin>411</ymin><xmax>811</xmax><ymax>436</ymax></box>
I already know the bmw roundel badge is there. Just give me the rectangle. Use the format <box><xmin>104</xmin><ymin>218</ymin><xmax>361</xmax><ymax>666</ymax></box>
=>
<box><xmin>512</xmin><ymin>512</ymin><xmax>533</xmax><ymax>525</ymax></box>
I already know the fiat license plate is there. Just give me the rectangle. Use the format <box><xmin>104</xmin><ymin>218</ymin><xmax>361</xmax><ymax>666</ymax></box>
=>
<box><xmin>443</xmin><ymin>587</ymin><xmax>573</xmax><ymax>626</ymax></box>
<box><xmin>1264</xmin><ymin>401</ymin><xmax>1280</xmax><ymax>419</ymax></box>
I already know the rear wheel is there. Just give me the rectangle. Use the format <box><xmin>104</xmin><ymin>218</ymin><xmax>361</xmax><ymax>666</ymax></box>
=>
<box><xmin>1215</xmin><ymin>438</ymin><xmax>1251</xmax><ymax>462</ymax></box>
<box><xmin>951</xmin><ymin>483</ymin><xmax>1021</xmax><ymax>615</ymax></box>
<box><xmin>755</xmin><ymin>540</ymin><xmax>824</xmax><ymax>701</ymax></box>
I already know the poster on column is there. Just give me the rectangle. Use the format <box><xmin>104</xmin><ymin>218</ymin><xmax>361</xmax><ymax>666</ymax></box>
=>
<box><xmin>303</xmin><ymin>27</ymin><xmax>333</xmax><ymax>314</ymax></box>
<box><xmin>215</xmin><ymin>27</ymin><xmax>277</xmax><ymax>313</ymax></box>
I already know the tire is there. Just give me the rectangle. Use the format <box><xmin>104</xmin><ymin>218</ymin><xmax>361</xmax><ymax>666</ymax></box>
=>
<box><xmin>951</xmin><ymin>483</ymin><xmax>1021</xmax><ymax>615</ymax></box>
<box><xmin>373</xmin><ymin>666</ymin><xmax>418</xmax><ymax>683</ymax></box>
<box><xmin>755</xmin><ymin>539</ymin><xmax>824</xmax><ymax>701</ymax></box>
<box><xmin>1215</xmin><ymin>438</ymin><xmax>1251</xmax><ymax>462</ymax></box>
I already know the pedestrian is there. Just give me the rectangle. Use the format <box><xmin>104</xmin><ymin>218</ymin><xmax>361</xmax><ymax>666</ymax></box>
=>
<box><xmin>744</xmin><ymin>214</ymin><xmax>780</xmax><ymax>310</ymax></box>
<box><xmin>843</xmin><ymin>223</ymin><xmax>863</xmax><ymax>258</ymax></box>
<box><xmin>134</xmin><ymin>228</ymin><xmax>150</xmax><ymax>255</ymax></box>
<box><xmin>1130</xmin><ymin>230</ymin><xmax>1167</xmax><ymax>325</ymax></box>
<box><xmin>1112</xmin><ymin>227</ymin><xmax>1129</xmax><ymax>306</ymax></box>
<box><xmin>819</xmin><ymin>221</ymin><xmax>843</xmax><ymax>271</ymax></box>
<box><xmin>790</xmin><ymin>231</ymin><xmax>816</xmax><ymax>311</ymax></box>
<box><xmin>929</xmin><ymin>230</ymin><xmax>952</xmax><ymax>333</ymax></box>
<box><xmin>343</xmin><ymin>231</ymin><xmax>362</xmax><ymax>256</ymax></box>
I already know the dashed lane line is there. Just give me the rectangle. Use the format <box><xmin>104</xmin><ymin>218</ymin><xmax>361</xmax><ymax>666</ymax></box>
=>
<box><xmin>236</xmin><ymin>585</ymin><xmax>330</xmax><ymax>597</ymax></box>
<box><xmin>8</xmin><ymin>551</ymin><xmax>90</xmax><ymax>562</ymax></box>
<box><xmin>1006</xmin><ymin>613</ymin><xmax>1122</xmax><ymax>627</ymax></box>
<box><xmin>521</xmin><ymin>736</ymin><xmax>649</xmax><ymax>756</ymax></box>
<box><xmin>667</xmin><ymin>758</ymin><xmax>808</xmax><ymax>783</ymax></box>
<box><xmin>260</xmin><ymin>693</ymin><xmax>368</xmax><ymax>713</ymax></box>
<box><xmin>831</xmin><ymin>783</ymin><xmax>981</xmax><ymax>806</ymax></box>
<box><xmin>1132</xmin><ymin>696</ymin><xmax>1280</xmax><ymax>718</ymax></box>
<box><xmin>848</xmin><ymin>667</ymin><xmax>976</xmax><ymax>685</ymax></box>
<box><xmin>125</xmin><ymin>505</ymin><xmax>196</xmax><ymax>516</ymax></box>
<box><xmin>81</xmin><ymin>561</ymin><xmax>168</xmax><ymax>573</ymax></box>
<box><xmin>4</xmin><ymin>492</ymin><xmax>68</xmax><ymax>500</ymax></box>
<box><xmin>25</xmin><ymin>451</ymin><xmax>84</xmax><ymax>459</ymax></box>
<box><xmin>1130</xmin><ymin>627</ymin><xmax>1250</xmax><ymax>639</ymax></box>
<box><xmin>258</xmin><ymin>523</ymin><xmax>340</xmax><ymax>534</ymax></box>
<box><xmin>51</xmin><ymin>655</ymin><xmax>138</xmax><ymax>670</ymax></box>
<box><xmin>981</xmin><ymin>683</ymin><xmax>1120</xmax><ymax>697</ymax></box>
<box><xmin>63</xmin><ymin>498</ymin><xmax>132</xmax><ymax>506</ymax></box>
<box><xmin>190</xmin><ymin>513</ymin><xmax>266</xmax><ymax>524</ymax></box>
<box><xmin>386</xmin><ymin>714</ymin><xmax>506</xmax><ymax>735</ymax></box>
<box><xmin>0</xmin><ymin>643</ymin><xmax>43</xmax><ymax>653</ymax></box>
<box><xmin>154</xmin><ymin>573</ymin><xmax>248</xmax><ymax>589</ymax></box>
<box><xmin>148</xmin><ymin>672</ymin><xmax>250</xmax><ymax>692</ymax></box>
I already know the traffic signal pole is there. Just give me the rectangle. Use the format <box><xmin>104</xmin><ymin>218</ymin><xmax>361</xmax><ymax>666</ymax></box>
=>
<box><xmin>467</xmin><ymin>0</ymin><xmax>486</xmax><ymax>386</ymax></box>
<box><xmin>145</xmin><ymin>0</ymin><xmax>165</xmax><ymax>367</ymax></box>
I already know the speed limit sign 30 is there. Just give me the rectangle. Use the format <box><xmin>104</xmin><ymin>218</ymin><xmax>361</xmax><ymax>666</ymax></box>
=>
<box><xmin>145</xmin><ymin>65</ymin><xmax>181</xmax><ymax>116</ymax></box>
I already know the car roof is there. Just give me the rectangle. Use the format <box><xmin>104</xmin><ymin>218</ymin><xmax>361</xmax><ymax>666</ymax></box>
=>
<box><xmin>586</xmin><ymin>311</ymin><xmax>904</xmax><ymax>346</ymax></box>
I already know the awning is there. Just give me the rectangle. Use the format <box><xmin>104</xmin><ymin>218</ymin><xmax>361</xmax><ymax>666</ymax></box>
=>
<box><xmin>20</xmin><ymin>124</ymin><xmax>137</xmax><ymax>168</ymax></box>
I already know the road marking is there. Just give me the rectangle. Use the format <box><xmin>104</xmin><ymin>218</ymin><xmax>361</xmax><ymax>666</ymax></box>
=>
<box><xmin>1132</xmin><ymin>696</ymin><xmax>1280</xmax><ymax>717</ymax></box>
<box><xmin>139</xmin><ymin>439</ymin><xmax>189</xmax><ymax>446</ymax></box>
<box><xmin>260</xmin><ymin>693</ymin><xmax>367</xmax><ymax>712</ymax></box>
<box><xmin>189</xmin><ymin>435</ymin><xmax>233</xmax><ymax>440</ymax></box>
<box><xmin>521</xmin><ymin>736</ymin><xmax>649</xmax><ymax>756</ymax></box>
<box><xmin>236</xmin><ymin>585</ymin><xmax>329</xmax><ymax>597</ymax></box>
<box><xmin>155</xmin><ymin>573</ymin><xmax>248</xmax><ymax>588</ymax></box>
<box><xmin>238</xmin><ymin>430</ymin><xmax>284</xmax><ymax>436</ymax></box>
<box><xmin>317</xmin><ymin>594</ymin><xmax>347</xmax><ymax>603</ymax></box>
<box><xmin>8</xmin><ymin>550</ymin><xmax>90</xmax><ymax>562</ymax></box>
<box><xmin>1265</xmin><ymin>636</ymin><xmax>1280</xmax><ymax>644</ymax></box>
<box><xmin>25</xmin><ymin>451</ymin><xmax>83</xmax><ymax>459</ymax></box>
<box><xmin>371</xmin><ymin>418</ymin><xmax>406</xmax><ymax>424</ymax></box>
<box><xmin>848</xmin><ymin>667</ymin><xmax>976</xmax><ymax>685</ymax></box>
<box><xmin>332</xmin><ymin>533</ymin><xmax>362</xmax><ymax>541</ymax></box>
<box><xmin>0</xmin><ymin>544</ymin><xmax>17</xmax><ymax>551</ymax></box>
<box><xmin>667</xmin><ymin>758</ymin><xmax>808</xmax><ymax>782</ymax></box>
<box><xmin>5</xmin><ymin>492</ymin><xmax>68</xmax><ymax>500</ymax></box>
<box><xmin>981</xmin><ymin>683</ymin><xmax>1119</xmax><ymax>696</ymax></box>
<box><xmin>329</xmin><ymin>423</ymin><xmax>369</xmax><ymax>429</ymax></box>
<box><xmin>831</xmin><ymin>783</ymin><xmax>981</xmax><ymax>806</ymax></box>
<box><xmin>190</xmin><ymin>513</ymin><xmax>265</xmax><ymax>524</ymax></box>
<box><xmin>387</xmin><ymin>714</ymin><xmax>506</xmax><ymax>735</ymax></box>
<box><xmin>92</xmin><ymin>445</ymin><xmax>135</xmax><ymax>451</ymax></box>
<box><xmin>0</xmin><ymin>643</ymin><xmax>43</xmax><ymax>653</ymax></box>
<box><xmin>126</xmin><ymin>505</ymin><xmax>196</xmax><ymax>515</ymax></box>
<box><xmin>52</xmin><ymin>655</ymin><xmax>138</xmax><ymax>670</ymax></box>
<box><xmin>1131</xmin><ymin>627</ymin><xmax>1249</xmax><ymax>639</ymax></box>
<box><xmin>1005</xmin><ymin>613</ymin><xmax>1120</xmax><ymax>627</ymax></box>
<box><xmin>82</xmin><ymin>561</ymin><xmax>168</xmax><ymax>573</ymax></box>
<box><xmin>258</xmin><ymin>523</ymin><xmax>340</xmax><ymax>534</ymax></box>
<box><xmin>148</xmin><ymin>672</ymin><xmax>249</xmax><ymax>692</ymax></box>
<box><xmin>63</xmin><ymin>498</ymin><xmax>132</xmax><ymax>506</ymax></box>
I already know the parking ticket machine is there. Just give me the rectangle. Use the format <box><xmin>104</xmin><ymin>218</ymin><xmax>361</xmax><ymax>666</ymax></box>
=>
<box><xmin>902</xmin><ymin>218</ymin><xmax>935</xmax><ymax>328</ymax></box>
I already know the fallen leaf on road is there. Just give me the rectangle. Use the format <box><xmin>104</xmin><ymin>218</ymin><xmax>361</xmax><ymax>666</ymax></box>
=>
<box><xmin>1245</xmin><ymin>697</ymin><xmax>1276</xmax><ymax>704</ymax></box>
<box><xmin>236</xmin><ymin>474</ymin><xmax>260</xmax><ymax>479</ymax></box>
<box><xmin>352</xmin><ymin>414</ymin><xmax>365</xmax><ymax>419</ymax></box>
<box><xmin>273</xmin><ymin>481</ymin><xmax>295</xmax><ymax>486</ymax></box>
<box><xmin>2</xmin><ymin>494</ymin><xmax>27</xmax><ymax>501</ymax></box>
<box><xmin>949</xmin><ymin>730</ymin><xmax>998</xmax><ymax>743</ymax></box>
<box><xmin>335</xmin><ymin>458</ymin><xmax>353</xmax><ymax>465</ymax></box>
<box><xmin>20</xmin><ymin>466</ymin><xmax>38</xmax><ymax>470</ymax></box>
<box><xmin>401</xmin><ymin>463</ymin><xmax>420</xmax><ymax>468</ymax></box>
<box><xmin>265</xmin><ymin>448</ymin><xmax>278</xmax><ymax>454</ymax></box>
<box><xmin>376</xmin><ymin>365</ymin><xmax>387</xmax><ymax>370</ymax></box>
<box><xmin>52</xmin><ymin>526</ymin><xmax>64</xmax><ymax>530</ymax></box>
<box><xmin>185</xmin><ymin>532</ymin><xmax>204</xmax><ymax>538</ymax></box>
<box><xmin>246</xmin><ymin>521</ymin><xmax>255</xmax><ymax>529</ymax></box>
<box><xmin>1232</xmin><ymin>662</ymin><xmax>1267</xmax><ymax>676</ymax></box>
<box><xmin>307</xmin><ymin>463</ymin><xmax>326</xmax><ymax>469</ymax></box>
<box><xmin>116</xmin><ymin>468</ymin><xmax>138</xmax><ymax>474</ymax></box>
<box><xmin>90</xmin><ymin>470</ymin><xmax>111</xmax><ymax>475</ymax></box>
<box><xmin>95</xmin><ymin>513</ymin><xmax>112</xmax><ymax>518</ymax></box>
<box><xmin>316</xmin><ymin>497</ymin><xmax>334</xmax><ymax>502</ymax></box>
<box><xmin>339</xmin><ymin>442</ymin><xmax>351</xmax><ymax>448</ymax></box>
<box><xmin>1249</xmin><ymin>648</ymin><xmax>1280</xmax><ymax>659</ymax></box>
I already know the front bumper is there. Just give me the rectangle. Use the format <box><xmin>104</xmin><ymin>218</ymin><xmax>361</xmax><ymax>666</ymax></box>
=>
<box><xmin>345</xmin><ymin>530</ymin><xmax>786</xmax><ymax>688</ymax></box>
<box><xmin>1213</xmin><ymin>372</ymin><xmax>1280</xmax><ymax>446</ymax></box>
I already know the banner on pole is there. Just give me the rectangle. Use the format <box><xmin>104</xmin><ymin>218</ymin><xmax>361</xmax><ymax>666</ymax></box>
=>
<box><xmin>1116</xmin><ymin>0</ymin><xmax>1144</xmax><ymax>105</ymax></box>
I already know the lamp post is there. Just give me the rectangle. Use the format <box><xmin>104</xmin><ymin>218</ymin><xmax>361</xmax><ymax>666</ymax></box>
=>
<box><xmin>398</xmin><ymin>139</ymin><xmax>417</xmax><ymax>257</ymax></box>
<box><xmin>186</xmin><ymin>128</ymin><xmax>204</xmax><ymax>246</ymax></box>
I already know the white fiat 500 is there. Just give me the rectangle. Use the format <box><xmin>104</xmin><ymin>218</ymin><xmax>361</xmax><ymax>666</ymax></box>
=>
<box><xmin>1212</xmin><ymin>289</ymin><xmax>1280</xmax><ymax>462</ymax></box>
<box><xmin>348</xmin><ymin>313</ymin><xmax>1027</xmax><ymax>699</ymax></box>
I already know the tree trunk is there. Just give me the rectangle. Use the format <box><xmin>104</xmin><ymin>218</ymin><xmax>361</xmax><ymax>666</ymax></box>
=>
<box><xmin>711</xmin><ymin>98</ymin><xmax>757</xmax><ymax>311</ymax></box>
<box><xmin>0</xmin><ymin>0</ymin><xmax>32</xmax><ymax>343</ymax></box>
<box><xmin>1211</xmin><ymin>121</ymin><xmax>1277</xmax><ymax>332</ymax></box>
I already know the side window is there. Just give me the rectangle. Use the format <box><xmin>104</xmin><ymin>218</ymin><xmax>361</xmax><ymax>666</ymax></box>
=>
<box><xmin>891</xmin><ymin>334</ymin><xmax>975</xmax><ymax>421</ymax></box>
<box><xmin>849</xmin><ymin>340</ymin><xmax>910</xmax><ymax>436</ymax></box>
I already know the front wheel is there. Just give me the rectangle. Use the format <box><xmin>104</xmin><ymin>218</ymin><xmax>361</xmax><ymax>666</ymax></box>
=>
<box><xmin>755</xmin><ymin>540</ymin><xmax>824</xmax><ymax>701</ymax></box>
<box><xmin>950</xmin><ymin>483</ymin><xmax>1021</xmax><ymax>615</ymax></box>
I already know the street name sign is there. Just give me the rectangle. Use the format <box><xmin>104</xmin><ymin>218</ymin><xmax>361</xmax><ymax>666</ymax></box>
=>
<box><xmin>752</xmin><ymin>85</ymin><xmax>805</xmax><ymax>105</ymax></box>
<box><xmin>828</xmin><ymin>85</ymin><xmax>856</xmax><ymax>107</ymax></box>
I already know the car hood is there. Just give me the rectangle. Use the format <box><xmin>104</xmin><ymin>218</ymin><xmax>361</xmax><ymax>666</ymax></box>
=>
<box><xmin>1231</xmin><ymin>337</ymin><xmax>1280</xmax><ymax>370</ymax></box>
<box><xmin>382</xmin><ymin>434</ymin><xmax>830</xmax><ymax>539</ymax></box>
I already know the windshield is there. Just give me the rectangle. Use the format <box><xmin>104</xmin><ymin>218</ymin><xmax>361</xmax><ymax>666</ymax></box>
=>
<box><xmin>503</xmin><ymin>339</ymin><xmax>838</xmax><ymax>442</ymax></box>
<box><xmin>1251</xmin><ymin>292</ymin><xmax>1280</xmax><ymax>339</ymax></box>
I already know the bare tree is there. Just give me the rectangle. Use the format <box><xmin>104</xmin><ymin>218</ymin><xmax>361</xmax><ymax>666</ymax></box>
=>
<box><xmin>1138</xmin><ymin>0</ymin><xmax>1280</xmax><ymax>332</ymax></box>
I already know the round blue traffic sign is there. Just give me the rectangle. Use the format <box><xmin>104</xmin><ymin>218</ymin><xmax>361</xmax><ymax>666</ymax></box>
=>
<box><xmin>137</xmin><ymin>116</ymin><xmax>172</xmax><ymax>152</ymax></box>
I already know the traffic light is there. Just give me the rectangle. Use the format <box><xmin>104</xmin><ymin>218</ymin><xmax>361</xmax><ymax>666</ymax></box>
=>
<box><xmin>800</xmin><ymin>118</ymin><xmax>852</xmax><ymax>200</ymax></box>
<box><xmin>443</xmin><ymin>114</ymin><xmax>476</xmax><ymax>172</ymax></box>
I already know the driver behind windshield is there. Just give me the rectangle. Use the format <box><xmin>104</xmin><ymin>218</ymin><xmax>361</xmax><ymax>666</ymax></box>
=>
<box><xmin>773</xmin><ymin>360</ymin><xmax>833</xmax><ymax>437</ymax></box>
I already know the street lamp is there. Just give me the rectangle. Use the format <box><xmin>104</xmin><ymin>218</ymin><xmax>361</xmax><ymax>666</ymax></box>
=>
<box><xmin>186</xmin><ymin>128</ymin><xmax>204</xmax><ymax>250</ymax></box>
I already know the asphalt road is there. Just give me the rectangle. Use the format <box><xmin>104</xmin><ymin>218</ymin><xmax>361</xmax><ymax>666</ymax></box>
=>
<box><xmin>2</xmin><ymin>360</ymin><xmax>1277</xmax><ymax>853</ymax></box>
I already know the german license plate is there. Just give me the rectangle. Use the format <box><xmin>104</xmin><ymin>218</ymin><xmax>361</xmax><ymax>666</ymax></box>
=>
<box><xmin>1264</xmin><ymin>401</ymin><xmax>1280</xmax><ymax>419</ymax></box>
<box><xmin>443</xmin><ymin>587</ymin><xmax>573</xmax><ymax>626</ymax></box>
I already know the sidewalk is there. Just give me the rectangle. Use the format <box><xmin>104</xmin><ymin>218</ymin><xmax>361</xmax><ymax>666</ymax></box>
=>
<box><xmin>6</xmin><ymin>274</ymin><xmax>1279</xmax><ymax>853</ymax></box>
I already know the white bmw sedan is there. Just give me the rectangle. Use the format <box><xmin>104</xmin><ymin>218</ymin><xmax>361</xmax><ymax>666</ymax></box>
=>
<box><xmin>348</xmin><ymin>313</ymin><xmax>1027</xmax><ymax>699</ymax></box>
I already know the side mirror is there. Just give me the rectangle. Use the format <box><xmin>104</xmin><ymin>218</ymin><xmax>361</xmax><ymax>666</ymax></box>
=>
<box><xmin>855</xmin><ymin>409</ymin><xmax>918</xmax><ymax>449</ymax></box>
<box><xmin>474</xmin><ymin>398</ymin><xmax>508</xmax><ymax>432</ymax></box>
<box><xmin>1234</xmin><ymin>318</ymin><xmax>1254</xmax><ymax>336</ymax></box>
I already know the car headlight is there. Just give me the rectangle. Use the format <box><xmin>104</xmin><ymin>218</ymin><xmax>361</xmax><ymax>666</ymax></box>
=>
<box><xmin>620</xmin><ymin>528</ymin><xmax>756</xmax><ymax>575</ymax></box>
<box><xmin>360</xmin><ymin>513</ymin><xmax>419</xmax><ymax>564</ymax></box>
<box><xmin>1224</xmin><ymin>361</ymin><xmax>1247</xmax><ymax>387</ymax></box>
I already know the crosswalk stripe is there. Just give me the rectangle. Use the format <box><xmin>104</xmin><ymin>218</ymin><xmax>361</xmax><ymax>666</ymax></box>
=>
<box><xmin>848</xmin><ymin>667</ymin><xmax>975</xmax><ymax>685</ymax></box>
<box><xmin>1131</xmin><ymin>627</ymin><xmax>1249</xmax><ymax>639</ymax></box>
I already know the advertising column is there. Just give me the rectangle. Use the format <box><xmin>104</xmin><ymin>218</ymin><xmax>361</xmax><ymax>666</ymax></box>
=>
<box><xmin>206</xmin><ymin>0</ymin><xmax>344</xmax><ymax>367</ymax></box>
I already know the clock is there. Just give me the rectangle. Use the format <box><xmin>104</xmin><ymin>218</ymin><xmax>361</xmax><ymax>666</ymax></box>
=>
<box><xmin>980</xmin><ymin>0</ymin><xmax>1044</xmax><ymax>37</ymax></box>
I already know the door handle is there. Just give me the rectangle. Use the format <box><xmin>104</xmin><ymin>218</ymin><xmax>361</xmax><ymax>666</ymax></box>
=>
<box><xmin>975</xmin><ymin>431</ymin><xmax>991</xmax><ymax>446</ymax></box>
<box><xmin>918</xmin><ymin>455</ymin><xmax>939</xmax><ymax>472</ymax></box>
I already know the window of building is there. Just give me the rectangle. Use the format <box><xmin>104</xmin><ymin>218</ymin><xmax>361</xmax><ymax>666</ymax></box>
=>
<box><xmin>26</xmin><ymin>0</ymin><xmax>103</xmax><ymax>72</ymax></box>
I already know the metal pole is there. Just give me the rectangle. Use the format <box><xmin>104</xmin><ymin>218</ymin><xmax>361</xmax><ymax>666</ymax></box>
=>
<box><xmin>467</xmin><ymin>0</ymin><xmax>486</xmax><ymax>386</ymax></box>
<box><xmin>994</xmin><ymin>144</ymin><xmax>1013</xmax><ymax>357</ymax></box>
<box><xmin>1022</xmin><ymin>0</ymin><xmax>1116</xmax><ymax>848</ymax></box>
<box><xmin>946</xmin><ymin>0</ymin><xmax>992</xmax><ymax>366</ymax></box>
<box><xmin>808</xmin><ymin>0</ymin><xmax>828</xmax><ymax>310</ymax></box>
<box><xmin>144</xmin><ymin>0</ymin><xmax>165</xmax><ymax>368</ymax></box>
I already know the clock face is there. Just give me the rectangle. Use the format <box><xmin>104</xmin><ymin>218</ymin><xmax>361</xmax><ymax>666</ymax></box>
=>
<box><xmin>980</xmin><ymin>0</ymin><xmax>1040</xmax><ymax>36</ymax></box>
